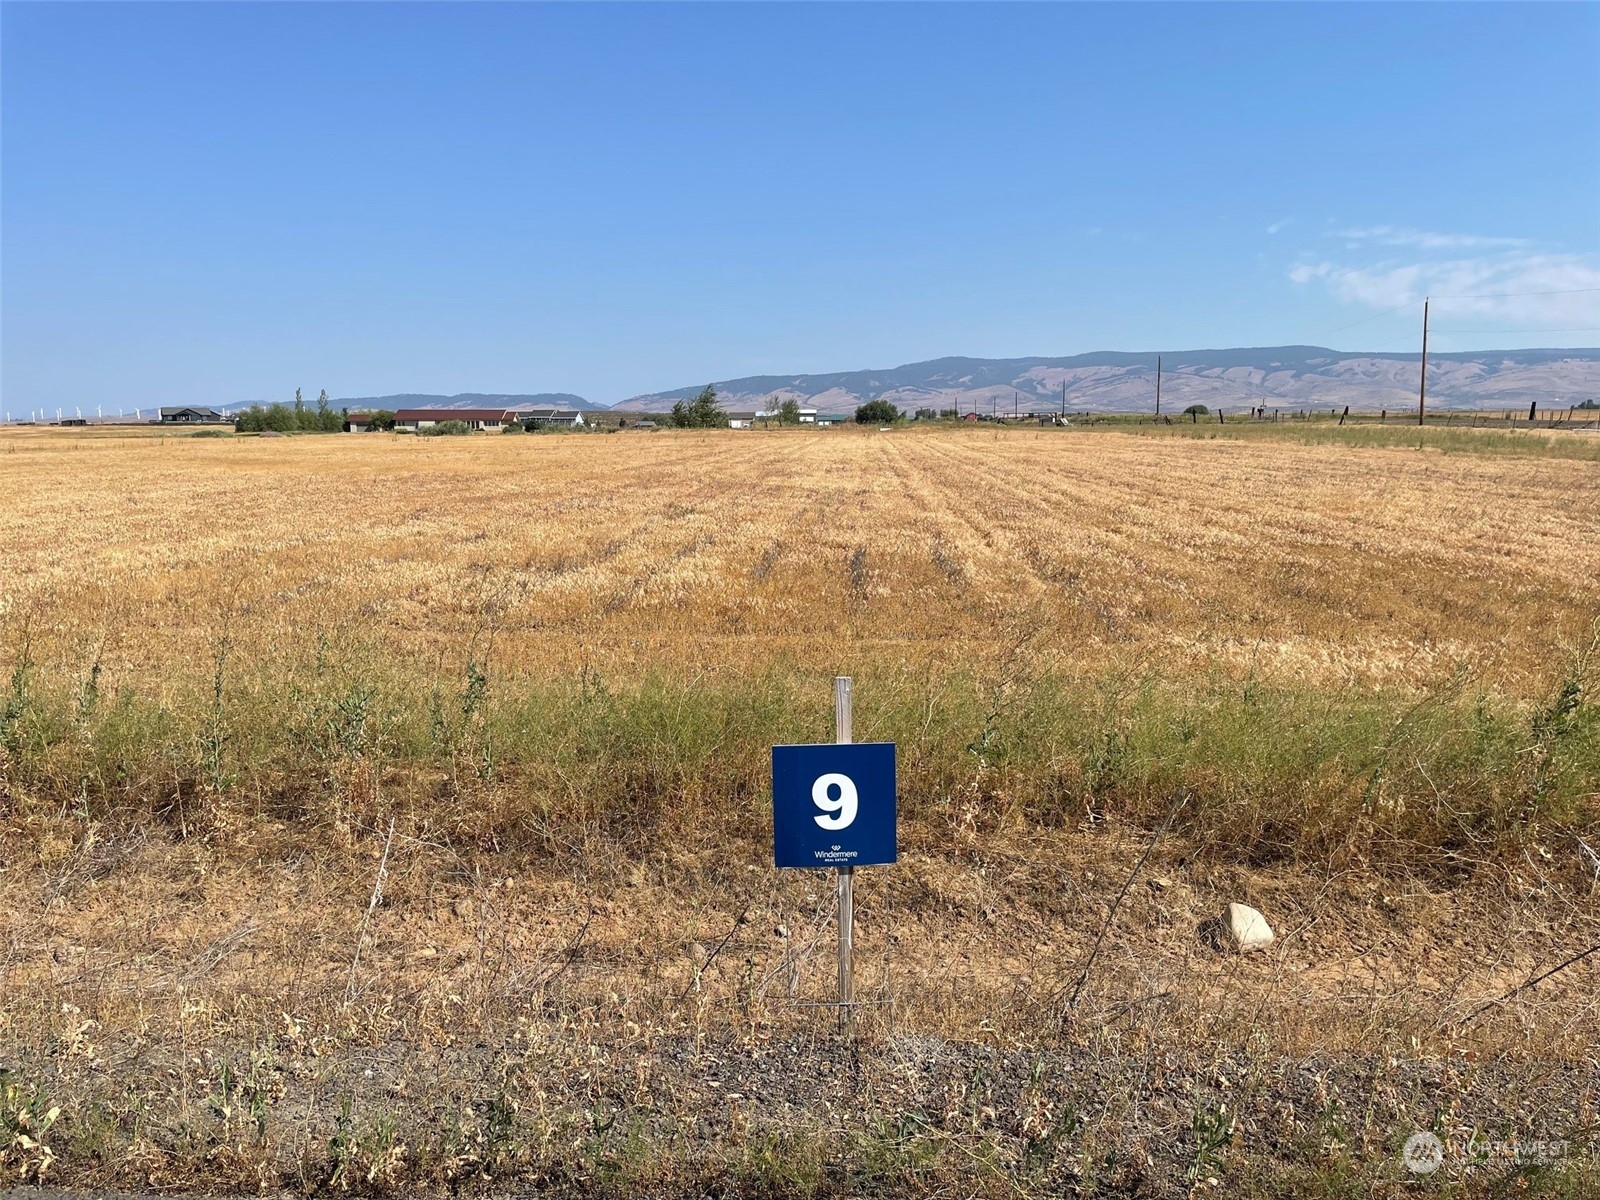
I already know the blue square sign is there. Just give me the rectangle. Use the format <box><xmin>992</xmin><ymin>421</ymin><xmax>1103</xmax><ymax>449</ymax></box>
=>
<box><xmin>772</xmin><ymin>742</ymin><xmax>897</xmax><ymax>869</ymax></box>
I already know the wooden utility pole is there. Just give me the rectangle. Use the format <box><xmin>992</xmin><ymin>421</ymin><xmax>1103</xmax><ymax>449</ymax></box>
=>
<box><xmin>1155</xmin><ymin>355</ymin><xmax>1162</xmax><ymax>419</ymax></box>
<box><xmin>834</xmin><ymin>676</ymin><xmax>853</xmax><ymax>1033</ymax></box>
<box><xmin>1417</xmin><ymin>298</ymin><xmax>1429</xmax><ymax>426</ymax></box>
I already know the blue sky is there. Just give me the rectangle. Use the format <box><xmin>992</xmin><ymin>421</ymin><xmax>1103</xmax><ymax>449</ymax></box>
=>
<box><xmin>4</xmin><ymin>2</ymin><xmax>1597</xmax><ymax>410</ymax></box>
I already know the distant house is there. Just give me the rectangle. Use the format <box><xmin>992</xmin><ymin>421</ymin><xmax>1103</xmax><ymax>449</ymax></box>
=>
<box><xmin>393</xmin><ymin>408</ymin><xmax>515</xmax><ymax>432</ymax></box>
<box><xmin>344</xmin><ymin>412</ymin><xmax>374</xmax><ymax>433</ymax></box>
<box><xmin>754</xmin><ymin>406</ymin><xmax>818</xmax><ymax>425</ymax></box>
<box><xmin>520</xmin><ymin>407</ymin><xmax>586</xmax><ymax>429</ymax></box>
<box><xmin>634</xmin><ymin>419</ymin><xmax>658</xmax><ymax>430</ymax></box>
<box><xmin>725</xmin><ymin>410</ymin><xmax>760</xmax><ymax>429</ymax></box>
<box><xmin>815</xmin><ymin>412</ymin><xmax>847</xmax><ymax>426</ymax></box>
<box><xmin>159</xmin><ymin>406</ymin><xmax>223</xmax><ymax>424</ymax></box>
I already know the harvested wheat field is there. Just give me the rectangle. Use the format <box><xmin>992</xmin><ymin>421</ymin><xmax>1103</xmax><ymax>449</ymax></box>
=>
<box><xmin>2</xmin><ymin>423</ymin><xmax>1598</xmax><ymax>1197</ymax></box>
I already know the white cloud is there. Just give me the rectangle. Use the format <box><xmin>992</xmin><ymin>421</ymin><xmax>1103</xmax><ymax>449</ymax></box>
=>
<box><xmin>1290</xmin><ymin>241</ymin><xmax>1600</xmax><ymax>328</ymax></box>
<box><xmin>1266</xmin><ymin>219</ymin><xmax>1292</xmax><ymax>236</ymax></box>
<box><xmin>1330</xmin><ymin>225</ymin><xmax>1531</xmax><ymax>251</ymax></box>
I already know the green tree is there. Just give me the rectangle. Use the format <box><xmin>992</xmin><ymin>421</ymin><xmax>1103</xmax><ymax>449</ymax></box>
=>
<box><xmin>315</xmin><ymin>389</ymin><xmax>341</xmax><ymax>432</ymax></box>
<box><xmin>291</xmin><ymin>387</ymin><xmax>319</xmax><ymax>431</ymax></box>
<box><xmin>670</xmin><ymin>400</ymin><xmax>691</xmax><ymax>428</ymax></box>
<box><xmin>1183</xmin><ymin>404</ymin><xmax>1209</xmax><ymax>417</ymax></box>
<box><xmin>855</xmin><ymin>398</ymin><xmax>900</xmax><ymax>424</ymax></box>
<box><xmin>689</xmin><ymin>385</ymin><xmax>725</xmax><ymax>428</ymax></box>
<box><xmin>368</xmin><ymin>410</ymin><xmax>395</xmax><ymax>431</ymax></box>
<box><xmin>779</xmin><ymin>398</ymin><xmax>802</xmax><ymax>425</ymax></box>
<box><xmin>234</xmin><ymin>405</ymin><xmax>265</xmax><ymax>433</ymax></box>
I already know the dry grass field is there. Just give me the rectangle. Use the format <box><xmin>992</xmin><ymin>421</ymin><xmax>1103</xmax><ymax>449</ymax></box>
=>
<box><xmin>3</xmin><ymin>423</ymin><xmax>1599</xmax><ymax>1197</ymax></box>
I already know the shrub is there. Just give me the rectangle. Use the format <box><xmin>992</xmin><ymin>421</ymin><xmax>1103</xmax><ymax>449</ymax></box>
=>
<box><xmin>420</xmin><ymin>420</ymin><xmax>472</xmax><ymax>437</ymax></box>
<box><xmin>235</xmin><ymin>403</ymin><xmax>297</xmax><ymax>433</ymax></box>
<box><xmin>855</xmin><ymin>399</ymin><xmax>900</xmax><ymax>424</ymax></box>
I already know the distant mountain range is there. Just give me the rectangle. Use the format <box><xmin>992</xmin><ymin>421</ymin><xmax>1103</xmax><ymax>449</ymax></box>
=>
<box><xmin>612</xmin><ymin>347</ymin><xmax>1600</xmax><ymax>414</ymax></box>
<box><xmin>340</xmin><ymin>347</ymin><xmax>1600</xmax><ymax>416</ymax></box>
<box><xmin>335</xmin><ymin>391</ymin><xmax>604</xmax><ymax>412</ymax></box>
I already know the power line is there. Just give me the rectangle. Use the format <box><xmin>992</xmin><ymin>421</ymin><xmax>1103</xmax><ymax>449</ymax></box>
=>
<box><xmin>1430</xmin><ymin>327</ymin><xmax>1600</xmax><ymax>335</ymax></box>
<box><xmin>1313</xmin><ymin>288</ymin><xmax>1600</xmax><ymax>343</ymax></box>
<box><xmin>1430</xmin><ymin>287</ymin><xmax>1600</xmax><ymax>300</ymax></box>
<box><xmin>1316</xmin><ymin>299</ymin><xmax>1417</xmax><ymax>337</ymax></box>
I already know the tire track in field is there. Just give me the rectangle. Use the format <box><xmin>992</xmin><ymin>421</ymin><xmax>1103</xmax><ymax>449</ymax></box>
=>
<box><xmin>589</xmin><ymin>436</ymin><xmax>817</xmax><ymax>619</ymax></box>
<box><xmin>929</xmin><ymin>434</ymin><xmax>1357</xmax><ymax>629</ymax></box>
<box><xmin>890</xmin><ymin>436</ymin><xmax>1082</xmax><ymax>606</ymax></box>
<box><xmin>914</xmin><ymin>434</ymin><xmax>1349</xmax><ymax>633</ymax></box>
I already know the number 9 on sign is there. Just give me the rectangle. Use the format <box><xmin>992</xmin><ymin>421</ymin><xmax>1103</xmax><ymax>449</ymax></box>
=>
<box><xmin>812</xmin><ymin>773</ymin><xmax>858</xmax><ymax>830</ymax></box>
<box><xmin>772</xmin><ymin>742</ymin><xmax>895</xmax><ymax>868</ymax></box>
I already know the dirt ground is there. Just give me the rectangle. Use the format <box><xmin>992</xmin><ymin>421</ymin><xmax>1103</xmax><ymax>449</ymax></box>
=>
<box><xmin>5</xmin><ymin>816</ymin><xmax>1599</xmax><ymax>1196</ymax></box>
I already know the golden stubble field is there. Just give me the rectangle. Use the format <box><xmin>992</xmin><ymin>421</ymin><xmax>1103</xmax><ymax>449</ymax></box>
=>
<box><xmin>2</xmin><ymin>423</ymin><xmax>1599</xmax><ymax>1195</ymax></box>
<box><xmin>4</xmin><ymin>423</ymin><xmax>1596</xmax><ymax>688</ymax></box>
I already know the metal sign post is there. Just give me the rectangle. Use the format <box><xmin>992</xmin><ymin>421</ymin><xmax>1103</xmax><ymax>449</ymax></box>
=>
<box><xmin>834</xmin><ymin>675</ymin><xmax>854</xmax><ymax>1030</ymax></box>
<box><xmin>770</xmin><ymin>675</ymin><xmax>896</xmax><ymax>1036</ymax></box>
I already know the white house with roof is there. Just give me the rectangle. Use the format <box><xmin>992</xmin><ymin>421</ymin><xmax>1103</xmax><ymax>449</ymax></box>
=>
<box><xmin>393</xmin><ymin>407</ymin><xmax>516</xmax><ymax>431</ymax></box>
<box><xmin>159</xmin><ymin>406</ymin><xmax>224</xmax><ymax>424</ymax></box>
<box><xmin>519</xmin><ymin>407</ymin><xmax>586</xmax><ymax>428</ymax></box>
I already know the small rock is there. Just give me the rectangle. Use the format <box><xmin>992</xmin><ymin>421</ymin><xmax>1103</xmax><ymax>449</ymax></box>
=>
<box><xmin>452</xmin><ymin>897</ymin><xmax>474</xmax><ymax>921</ymax></box>
<box><xmin>774</xmin><ymin>924</ymin><xmax>790</xmax><ymax>939</ymax></box>
<box><xmin>689</xmin><ymin>941</ymin><xmax>709</xmax><ymax>966</ymax></box>
<box><xmin>1223</xmin><ymin>902</ymin><xmax>1274</xmax><ymax>952</ymax></box>
<box><xmin>1149</xmin><ymin>877</ymin><xmax>1174</xmax><ymax>891</ymax></box>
